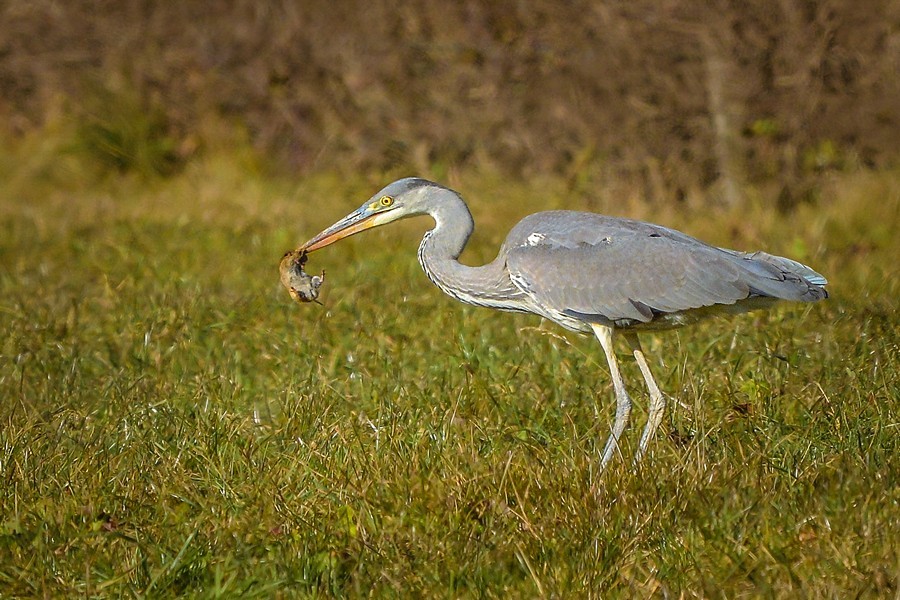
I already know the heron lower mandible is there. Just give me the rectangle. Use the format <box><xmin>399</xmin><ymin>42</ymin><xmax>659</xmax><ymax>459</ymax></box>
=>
<box><xmin>282</xmin><ymin>178</ymin><xmax>828</xmax><ymax>469</ymax></box>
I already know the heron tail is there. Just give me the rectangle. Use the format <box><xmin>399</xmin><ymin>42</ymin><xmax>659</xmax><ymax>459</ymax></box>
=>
<box><xmin>746</xmin><ymin>251</ymin><xmax>828</xmax><ymax>286</ymax></box>
<box><xmin>722</xmin><ymin>249</ymin><xmax>829</xmax><ymax>301</ymax></box>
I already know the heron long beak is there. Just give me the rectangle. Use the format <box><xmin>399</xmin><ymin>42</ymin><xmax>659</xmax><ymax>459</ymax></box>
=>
<box><xmin>301</xmin><ymin>207</ymin><xmax>379</xmax><ymax>252</ymax></box>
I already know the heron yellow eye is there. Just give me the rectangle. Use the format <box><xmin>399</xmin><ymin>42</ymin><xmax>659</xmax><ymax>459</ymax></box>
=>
<box><xmin>379</xmin><ymin>196</ymin><xmax>393</xmax><ymax>207</ymax></box>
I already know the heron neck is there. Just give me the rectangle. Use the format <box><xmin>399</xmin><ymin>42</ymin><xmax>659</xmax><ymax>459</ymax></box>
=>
<box><xmin>417</xmin><ymin>197</ymin><xmax>526</xmax><ymax>311</ymax></box>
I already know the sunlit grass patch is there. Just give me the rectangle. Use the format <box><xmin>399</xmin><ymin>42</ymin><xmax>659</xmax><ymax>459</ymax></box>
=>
<box><xmin>0</xmin><ymin>154</ymin><xmax>897</xmax><ymax>596</ymax></box>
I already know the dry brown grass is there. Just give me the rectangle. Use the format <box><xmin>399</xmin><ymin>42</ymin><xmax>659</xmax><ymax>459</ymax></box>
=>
<box><xmin>1</xmin><ymin>0</ymin><xmax>898</xmax><ymax>205</ymax></box>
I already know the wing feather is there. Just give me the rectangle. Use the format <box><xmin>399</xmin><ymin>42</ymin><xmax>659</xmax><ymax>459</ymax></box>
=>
<box><xmin>503</xmin><ymin>211</ymin><xmax>809</xmax><ymax>326</ymax></box>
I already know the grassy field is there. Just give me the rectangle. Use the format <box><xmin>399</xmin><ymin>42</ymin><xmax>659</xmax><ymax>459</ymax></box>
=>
<box><xmin>0</xmin><ymin>141</ymin><xmax>898</xmax><ymax>597</ymax></box>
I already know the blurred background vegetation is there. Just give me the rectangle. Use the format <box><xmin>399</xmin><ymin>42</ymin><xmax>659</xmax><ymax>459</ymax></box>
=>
<box><xmin>1</xmin><ymin>0</ymin><xmax>897</xmax><ymax>205</ymax></box>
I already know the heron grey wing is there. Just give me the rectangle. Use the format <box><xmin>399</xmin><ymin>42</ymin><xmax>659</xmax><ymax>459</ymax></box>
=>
<box><xmin>506</xmin><ymin>227</ymin><xmax>754</xmax><ymax>324</ymax></box>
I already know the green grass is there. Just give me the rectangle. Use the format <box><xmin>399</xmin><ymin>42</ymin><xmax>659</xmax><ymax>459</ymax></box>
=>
<box><xmin>0</xmin><ymin>145</ymin><xmax>898</xmax><ymax>597</ymax></box>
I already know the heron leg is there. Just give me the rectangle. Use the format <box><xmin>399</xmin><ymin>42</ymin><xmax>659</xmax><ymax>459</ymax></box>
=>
<box><xmin>591</xmin><ymin>324</ymin><xmax>632</xmax><ymax>470</ymax></box>
<box><xmin>624</xmin><ymin>332</ymin><xmax>666</xmax><ymax>465</ymax></box>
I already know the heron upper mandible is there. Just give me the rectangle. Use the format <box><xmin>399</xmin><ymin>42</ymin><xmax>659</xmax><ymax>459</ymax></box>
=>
<box><xmin>283</xmin><ymin>178</ymin><xmax>828</xmax><ymax>469</ymax></box>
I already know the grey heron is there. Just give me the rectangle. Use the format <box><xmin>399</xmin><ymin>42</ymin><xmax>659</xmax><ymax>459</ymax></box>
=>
<box><xmin>283</xmin><ymin>178</ymin><xmax>828</xmax><ymax>469</ymax></box>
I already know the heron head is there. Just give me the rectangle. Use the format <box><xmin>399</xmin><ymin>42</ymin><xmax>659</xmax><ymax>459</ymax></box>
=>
<box><xmin>301</xmin><ymin>178</ymin><xmax>450</xmax><ymax>252</ymax></box>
